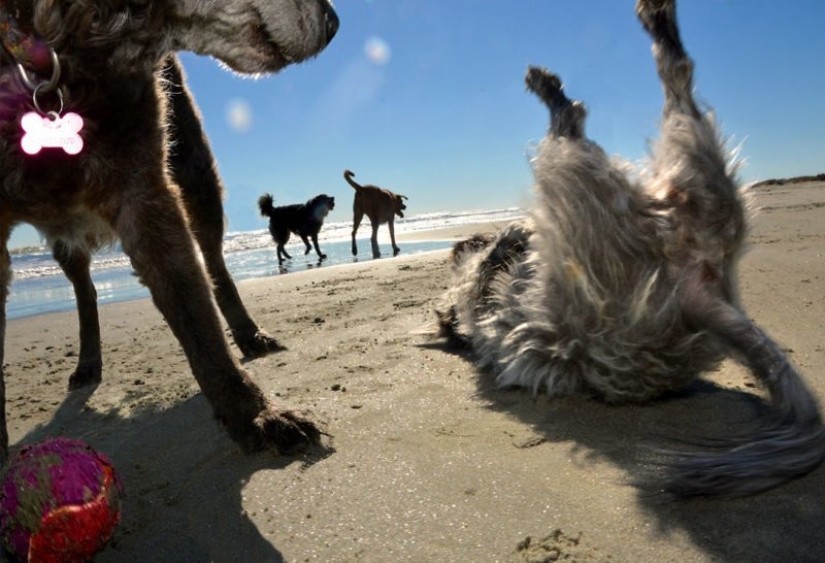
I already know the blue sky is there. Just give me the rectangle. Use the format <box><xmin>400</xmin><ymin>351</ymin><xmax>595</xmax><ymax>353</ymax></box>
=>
<box><xmin>10</xmin><ymin>0</ymin><xmax>825</xmax><ymax>249</ymax></box>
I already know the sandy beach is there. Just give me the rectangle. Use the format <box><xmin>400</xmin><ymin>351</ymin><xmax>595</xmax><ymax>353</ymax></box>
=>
<box><xmin>3</xmin><ymin>181</ymin><xmax>825</xmax><ymax>562</ymax></box>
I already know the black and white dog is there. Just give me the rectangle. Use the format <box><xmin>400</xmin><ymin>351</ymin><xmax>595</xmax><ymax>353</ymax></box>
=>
<box><xmin>258</xmin><ymin>193</ymin><xmax>335</xmax><ymax>264</ymax></box>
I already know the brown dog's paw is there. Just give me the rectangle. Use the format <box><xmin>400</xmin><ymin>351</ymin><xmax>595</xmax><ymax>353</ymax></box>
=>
<box><xmin>234</xmin><ymin>329</ymin><xmax>287</xmax><ymax>358</ymax></box>
<box><xmin>67</xmin><ymin>360</ymin><xmax>103</xmax><ymax>391</ymax></box>
<box><xmin>255</xmin><ymin>409</ymin><xmax>323</xmax><ymax>455</ymax></box>
<box><xmin>221</xmin><ymin>406</ymin><xmax>323</xmax><ymax>455</ymax></box>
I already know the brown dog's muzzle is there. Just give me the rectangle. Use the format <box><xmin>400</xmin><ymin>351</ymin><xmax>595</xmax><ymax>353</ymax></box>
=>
<box><xmin>323</xmin><ymin>2</ymin><xmax>340</xmax><ymax>45</ymax></box>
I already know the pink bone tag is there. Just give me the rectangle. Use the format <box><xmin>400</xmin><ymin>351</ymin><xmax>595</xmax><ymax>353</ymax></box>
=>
<box><xmin>20</xmin><ymin>111</ymin><xmax>84</xmax><ymax>155</ymax></box>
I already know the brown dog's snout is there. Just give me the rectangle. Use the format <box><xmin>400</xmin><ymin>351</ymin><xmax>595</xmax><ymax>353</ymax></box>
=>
<box><xmin>323</xmin><ymin>2</ymin><xmax>339</xmax><ymax>44</ymax></box>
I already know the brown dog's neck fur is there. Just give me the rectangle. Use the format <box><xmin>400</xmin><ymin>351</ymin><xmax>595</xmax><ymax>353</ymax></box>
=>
<box><xmin>1</xmin><ymin>1</ymin><xmax>33</xmax><ymax>26</ymax></box>
<box><xmin>0</xmin><ymin>3</ymin><xmax>170</xmax><ymax>131</ymax></box>
<box><xmin>22</xmin><ymin>0</ymin><xmax>169</xmax><ymax>78</ymax></box>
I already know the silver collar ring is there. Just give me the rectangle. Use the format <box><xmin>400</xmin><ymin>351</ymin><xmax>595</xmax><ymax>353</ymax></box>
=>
<box><xmin>16</xmin><ymin>48</ymin><xmax>61</xmax><ymax>93</ymax></box>
<box><xmin>32</xmin><ymin>81</ymin><xmax>64</xmax><ymax>115</ymax></box>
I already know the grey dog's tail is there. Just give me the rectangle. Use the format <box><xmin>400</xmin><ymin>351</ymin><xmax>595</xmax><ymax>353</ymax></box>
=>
<box><xmin>343</xmin><ymin>169</ymin><xmax>363</xmax><ymax>191</ymax></box>
<box><xmin>258</xmin><ymin>193</ymin><xmax>275</xmax><ymax>217</ymax></box>
<box><xmin>664</xmin><ymin>315</ymin><xmax>825</xmax><ymax>496</ymax></box>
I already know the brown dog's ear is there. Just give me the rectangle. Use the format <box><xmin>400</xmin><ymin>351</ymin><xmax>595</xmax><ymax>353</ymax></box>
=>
<box><xmin>398</xmin><ymin>194</ymin><xmax>409</xmax><ymax>200</ymax></box>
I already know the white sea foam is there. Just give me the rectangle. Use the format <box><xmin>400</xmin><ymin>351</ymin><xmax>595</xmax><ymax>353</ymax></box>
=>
<box><xmin>7</xmin><ymin>208</ymin><xmax>524</xmax><ymax>319</ymax></box>
<box><xmin>221</xmin><ymin>207</ymin><xmax>524</xmax><ymax>254</ymax></box>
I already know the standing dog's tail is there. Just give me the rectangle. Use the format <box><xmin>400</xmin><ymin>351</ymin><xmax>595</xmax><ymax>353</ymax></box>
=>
<box><xmin>343</xmin><ymin>169</ymin><xmax>363</xmax><ymax>191</ymax></box>
<box><xmin>258</xmin><ymin>193</ymin><xmax>275</xmax><ymax>217</ymax></box>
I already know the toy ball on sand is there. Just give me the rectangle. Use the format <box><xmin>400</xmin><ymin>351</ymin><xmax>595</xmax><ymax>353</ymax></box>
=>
<box><xmin>0</xmin><ymin>437</ymin><xmax>123</xmax><ymax>563</ymax></box>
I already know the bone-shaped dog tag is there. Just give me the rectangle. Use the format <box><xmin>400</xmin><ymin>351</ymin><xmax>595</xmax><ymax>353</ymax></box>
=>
<box><xmin>20</xmin><ymin>111</ymin><xmax>84</xmax><ymax>155</ymax></box>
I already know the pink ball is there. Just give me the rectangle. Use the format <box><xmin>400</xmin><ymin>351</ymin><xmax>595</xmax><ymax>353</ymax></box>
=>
<box><xmin>0</xmin><ymin>437</ymin><xmax>123</xmax><ymax>563</ymax></box>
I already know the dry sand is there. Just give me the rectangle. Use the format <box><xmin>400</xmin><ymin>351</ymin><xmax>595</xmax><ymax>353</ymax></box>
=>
<box><xmin>3</xmin><ymin>182</ymin><xmax>825</xmax><ymax>562</ymax></box>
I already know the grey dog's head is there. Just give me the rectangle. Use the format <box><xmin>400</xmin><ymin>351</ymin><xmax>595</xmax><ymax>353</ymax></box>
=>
<box><xmin>31</xmin><ymin>0</ymin><xmax>338</xmax><ymax>75</ymax></box>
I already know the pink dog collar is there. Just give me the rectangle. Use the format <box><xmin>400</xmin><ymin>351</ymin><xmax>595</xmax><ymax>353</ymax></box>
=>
<box><xmin>1</xmin><ymin>2</ymin><xmax>84</xmax><ymax>155</ymax></box>
<box><xmin>0</xmin><ymin>1</ymin><xmax>54</xmax><ymax>77</ymax></box>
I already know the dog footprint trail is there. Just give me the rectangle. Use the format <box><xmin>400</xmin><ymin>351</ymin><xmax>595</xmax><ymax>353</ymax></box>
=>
<box><xmin>514</xmin><ymin>530</ymin><xmax>612</xmax><ymax>563</ymax></box>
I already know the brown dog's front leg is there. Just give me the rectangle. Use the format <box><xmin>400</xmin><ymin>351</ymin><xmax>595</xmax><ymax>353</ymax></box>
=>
<box><xmin>52</xmin><ymin>241</ymin><xmax>103</xmax><ymax>390</ymax></box>
<box><xmin>117</xmin><ymin>183</ymin><xmax>319</xmax><ymax>454</ymax></box>
<box><xmin>351</xmin><ymin>210</ymin><xmax>363</xmax><ymax>256</ymax></box>
<box><xmin>370</xmin><ymin>223</ymin><xmax>381</xmax><ymax>258</ymax></box>
<box><xmin>0</xmin><ymin>232</ymin><xmax>10</xmax><ymax>463</ymax></box>
<box><xmin>388</xmin><ymin>220</ymin><xmax>400</xmax><ymax>257</ymax></box>
<box><xmin>163</xmin><ymin>57</ymin><xmax>284</xmax><ymax>358</ymax></box>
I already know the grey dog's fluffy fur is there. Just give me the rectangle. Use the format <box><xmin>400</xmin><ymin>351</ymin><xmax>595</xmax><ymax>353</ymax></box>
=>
<box><xmin>430</xmin><ymin>0</ymin><xmax>824</xmax><ymax>496</ymax></box>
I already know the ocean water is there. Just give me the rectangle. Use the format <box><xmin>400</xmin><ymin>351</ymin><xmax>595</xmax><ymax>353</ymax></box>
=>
<box><xmin>7</xmin><ymin>208</ymin><xmax>524</xmax><ymax>320</ymax></box>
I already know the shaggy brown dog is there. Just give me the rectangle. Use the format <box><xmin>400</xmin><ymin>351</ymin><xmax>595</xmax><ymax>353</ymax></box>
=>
<box><xmin>258</xmin><ymin>193</ymin><xmax>335</xmax><ymax>264</ymax></box>
<box><xmin>430</xmin><ymin>0</ymin><xmax>825</xmax><ymax>496</ymax></box>
<box><xmin>344</xmin><ymin>169</ymin><xmax>408</xmax><ymax>258</ymax></box>
<box><xmin>53</xmin><ymin>58</ymin><xmax>292</xmax><ymax>393</ymax></box>
<box><xmin>0</xmin><ymin>0</ymin><xmax>338</xmax><ymax>463</ymax></box>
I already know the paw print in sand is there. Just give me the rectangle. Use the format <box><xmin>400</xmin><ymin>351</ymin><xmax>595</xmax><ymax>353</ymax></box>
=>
<box><xmin>21</xmin><ymin>111</ymin><xmax>84</xmax><ymax>155</ymax></box>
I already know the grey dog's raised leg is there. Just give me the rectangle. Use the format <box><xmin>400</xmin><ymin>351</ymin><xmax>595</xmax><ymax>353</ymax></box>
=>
<box><xmin>638</xmin><ymin>0</ymin><xmax>825</xmax><ymax>496</ymax></box>
<box><xmin>636</xmin><ymin>0</ymin><xmax>700</xmax><ymax>120</ymax></box>
<box><xmin>525</xmin><ymin>66</ymin><xmax>587</xmax><ymax>139</ymax></box>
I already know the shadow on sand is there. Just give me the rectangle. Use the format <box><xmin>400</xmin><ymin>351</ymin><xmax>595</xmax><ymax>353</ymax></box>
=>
<box><xmin>423</xmin><ymin>340</ymin><xmax>825</xmax><ymax>563</ymax></box>
<box><xmin>3</xmin><ymin>385</ymin><xmax>330</xmax><ymax>563</ymax></box>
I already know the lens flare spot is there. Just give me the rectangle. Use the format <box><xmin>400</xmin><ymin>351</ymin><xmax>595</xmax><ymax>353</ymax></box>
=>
<box><xmin>226</xmin><ymin>98</ymin><xmax>252</xmax><ymax>133</ymax></box>
<box><xmin>364</xmin><ymin>36</ymin><xmax>391</xmax><ymax>66</ymax></box>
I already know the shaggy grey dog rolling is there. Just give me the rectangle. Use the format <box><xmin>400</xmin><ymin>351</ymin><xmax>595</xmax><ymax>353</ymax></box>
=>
<box><xmin>431</xmin><ymin>0</ymin><xmax>825</xmax><ymax>496</ymax></box>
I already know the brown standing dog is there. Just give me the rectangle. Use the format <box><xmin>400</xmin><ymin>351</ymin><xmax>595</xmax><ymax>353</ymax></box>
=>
<box><xmin>0</xmin><ymin>0</ymin><xmax>338</xmax><ymax>463</ymax></box>
<box><xmin>344</xmin><ymin>169</ymin><xmax>408</xmax><ymax>258</ymax></box>
<box><xmin>52</xmin><ymin>57</ymin><xmax>294</xmax><ymax>395</ymax></box>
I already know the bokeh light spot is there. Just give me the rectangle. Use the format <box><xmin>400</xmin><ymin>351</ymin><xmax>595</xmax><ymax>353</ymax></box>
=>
<box><xmin>364</xmin><ymin>36</ymin><xmax>391</xmax><ymax>66</ymax></box>
<box><xmin>226</xmin><ymin>98</ymin><xmax>252</xmax><ymax>133</ymax></box>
